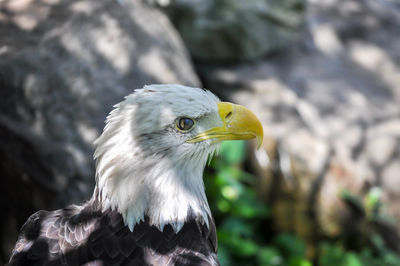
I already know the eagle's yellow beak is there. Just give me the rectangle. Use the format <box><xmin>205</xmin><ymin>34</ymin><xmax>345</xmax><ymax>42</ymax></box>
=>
<box><xmin>187</xmin><ymin>102</ymin><xmax>263</xmax><ymax>148</ymax></box>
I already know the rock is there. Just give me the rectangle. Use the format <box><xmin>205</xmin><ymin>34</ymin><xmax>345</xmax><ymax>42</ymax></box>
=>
<box><xmin>199</xmin><ymin>0</ymin><xmax>400</xmax><ymax>255</ymax></box>
<box><xmin>366</xmin><ymin>135</ymin><xmax>397</xmax><ymax>167</ymax></box>
<box><xmin>0</xmin><ymin>0</ymin><xmax>200</xmax><ymax>262</ymax></box>
<box><xmin>382</xmin><ymin>160</ymin><xmax>400</xmax><ymax>195</ymax></box>
<box><xmin>160</xmin><ymin>0</ymin><xmax>306</xmax><ymax>61</ymax></box>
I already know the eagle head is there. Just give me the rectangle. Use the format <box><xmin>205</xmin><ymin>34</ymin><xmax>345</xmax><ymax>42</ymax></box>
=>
<box><xmin>93</xmin><ymin>84</ymin><xmax>263</xmax><ymax>232</ymax></box>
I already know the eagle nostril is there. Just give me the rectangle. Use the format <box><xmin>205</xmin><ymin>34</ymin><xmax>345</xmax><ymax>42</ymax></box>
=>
<box><xmin>225</xmin><ymin>112</ymin><xmax>232</xmax><ymax>120</ymax></box>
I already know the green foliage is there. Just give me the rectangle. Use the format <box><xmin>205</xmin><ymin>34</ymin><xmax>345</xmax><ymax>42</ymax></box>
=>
<box><xmin>205</xmin><ymin>141</ymin><xmax>311</xmax><ymax>266</ymax></box>
<box><xmin>319</xmin><ymin>242</ymin><xmax>400</xmax><ymax>266</ymax></box>
<box><xmin>205</xmin><ymin>141</ymin><xmax>400</xmax><ymax>266</ymax></box>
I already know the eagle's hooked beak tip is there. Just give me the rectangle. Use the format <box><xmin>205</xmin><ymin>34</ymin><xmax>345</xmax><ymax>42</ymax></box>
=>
<box><xmin>218</xmin><ymin>102</ymin><xmax>264</xmax><ymax>148</ymax></box>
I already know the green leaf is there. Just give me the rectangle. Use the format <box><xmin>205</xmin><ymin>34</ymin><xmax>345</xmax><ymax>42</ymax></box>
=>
<box><xmin>237</xmin><ymin>239</ymin><xmax>259</xmax><ymax>256</ymax></box>
<box><xmin>216</xmin><ymin>167</ymin><xmax>241</xmax><ymax>184</ymax></box>
<box><xmin>370</xmin><ymin>233</ymin><xmax>386</xmax><ymax>253</ymax></box>
<box><xmin>340</xmin><ymin>190</ymin><xmax>365</xmax><ymax>217</ymax></box>
<box><xmin>289</xmin><ymin>257</ymin><xmax>313</xmax><ymax>266</ymax></box>
<box><xmin>345</xmin><ymin>253</ymin><xmax>362</xmax><ymax>266</ymax></box>
<box><xmin>258</xmin><ymin>246</ymin><xmax>283</xmax><ymax>266</ymax></box>
<box><xmin>219</xmin><ymin>217</ymin><xmax>253</xmax><ymax>237</ymax></box>
<box><xmin>366</xmin><ymin>187</ymin><xmax>382</xmax><ymax>209</ymax></box>
<box><xmin>217</xmin><ymin>245</ymin><xmax>232</xmax><ymax>266</ymax></box>
<box><xmin>218</xmin><ymin>230</ymin><xmax>258</xmax><ymax>257</ymax></box>
<box><xmin>232</xmin><ymin>198</ymin><xmax>270</xmax><ymax>218</ymax></box>
<box><xmin>217</xmin><ymin>199</ymin><xmax>231</xmax><ymax>212</ymax></box>
<box><xmin>221</xmin><ymin>185</ymin><xmax>239</xmax><ymax>200</ymax></box>
<box><xmin>274</xmin><ymin>233</ymin><xmax>307</xmax><ymax>258</ymax></box>
<box><xmin>219</xmin><ymin>140</ymin><xmax>246</xmax><ymax>164</ymax></box>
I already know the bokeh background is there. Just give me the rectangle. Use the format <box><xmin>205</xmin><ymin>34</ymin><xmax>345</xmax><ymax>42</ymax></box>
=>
<box><xmin>1</xmin><ymin>0</ymin><xmax>400</xmax><ymax>265</ymax></box>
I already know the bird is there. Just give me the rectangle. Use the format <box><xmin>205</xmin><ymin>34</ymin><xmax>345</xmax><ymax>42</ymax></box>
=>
<box><xmin>9</xmin><ymin>84</ymin><xmax>263</xmax><ymax>266</ymax></box>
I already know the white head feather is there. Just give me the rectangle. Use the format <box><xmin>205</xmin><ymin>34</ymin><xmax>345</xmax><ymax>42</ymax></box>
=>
<box><xmin>93</xmin><ymin>84</ymin><xmax>222</xmax><ymax>232</ymax></box>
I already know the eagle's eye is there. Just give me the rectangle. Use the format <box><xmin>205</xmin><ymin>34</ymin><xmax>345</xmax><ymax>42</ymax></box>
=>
<box><xmin>177</xmin><ymin>117</ymin><xmax>195</xmax><ymax>131</ymax></box>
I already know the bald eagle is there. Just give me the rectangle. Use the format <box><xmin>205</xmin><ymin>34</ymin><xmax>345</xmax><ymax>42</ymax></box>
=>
<box><xmin>9</xmin><ymin>84</ymin><xmax>263</xmax><ymax>266</ymax></box>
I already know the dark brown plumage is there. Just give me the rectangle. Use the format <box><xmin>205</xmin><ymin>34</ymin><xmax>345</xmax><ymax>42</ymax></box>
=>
<box><xmin>9</xmin><ymin>197</ymin><xmax>218</xmax><ymax>266</ymax></box>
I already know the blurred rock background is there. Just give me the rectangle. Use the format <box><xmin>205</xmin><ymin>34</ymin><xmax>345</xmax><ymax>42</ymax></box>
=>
<box><xmin>1</xmin><ymin>0</ymin><xmax>399</xmax><ymax>265</ymax></box>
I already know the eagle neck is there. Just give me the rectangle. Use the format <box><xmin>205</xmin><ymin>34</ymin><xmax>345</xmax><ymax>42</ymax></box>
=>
<box><xmin>95</xmin><ymin>152</ymin><xmax>212</xmax><ymax>233</ymax></box>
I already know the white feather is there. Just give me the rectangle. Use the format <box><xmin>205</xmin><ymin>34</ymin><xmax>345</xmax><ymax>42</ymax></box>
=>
<box><xmin>93</xmin><ymin>84</ymin><xmax>221</xmax><ymax>232</ymax></box>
